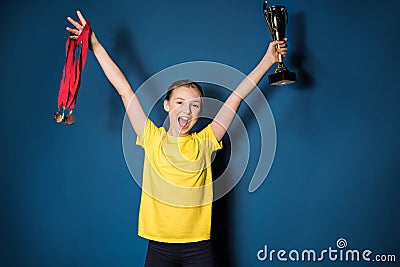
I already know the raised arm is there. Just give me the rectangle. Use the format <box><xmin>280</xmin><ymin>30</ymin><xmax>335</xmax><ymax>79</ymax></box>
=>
<box><xmin>66</xmin><ymin>11</ymin><xmax>147</xmax><ymax>137</ymax></box>
<box><xmin>211</xmin><ymin>40</ymin><xmax>287</xmax><ymax>141</ymax></box>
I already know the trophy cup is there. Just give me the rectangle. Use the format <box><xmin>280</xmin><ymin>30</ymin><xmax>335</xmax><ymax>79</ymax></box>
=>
<box><xmin>263</xmin><ymin>1</ymin><xmax>296</xmax><ymax>86</ymax></box>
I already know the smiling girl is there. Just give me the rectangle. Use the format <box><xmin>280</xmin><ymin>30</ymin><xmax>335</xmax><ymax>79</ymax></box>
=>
<box><xmin>66</xmin><ymin>10</ymin><xmax>287</xmax><ymax>267</ymax></box>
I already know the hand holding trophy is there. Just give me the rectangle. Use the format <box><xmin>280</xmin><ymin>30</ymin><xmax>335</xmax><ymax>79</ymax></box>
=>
<box><xmin>263</xmin><ymin>1</ymin><xmax>296</xmax><ymax>86</ymax></box>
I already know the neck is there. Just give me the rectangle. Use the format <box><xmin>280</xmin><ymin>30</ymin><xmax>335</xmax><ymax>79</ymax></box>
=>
<box><xmin>167</xmin><ymin>127</ymin><xmax>189</xmax><ymax>137</ymax></box>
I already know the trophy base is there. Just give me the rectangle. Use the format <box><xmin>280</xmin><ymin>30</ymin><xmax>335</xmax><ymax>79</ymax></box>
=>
<box><xmin>268</xmin><ymin>71</ymin><xmax>297</xmax><ymax>86</ymax></box>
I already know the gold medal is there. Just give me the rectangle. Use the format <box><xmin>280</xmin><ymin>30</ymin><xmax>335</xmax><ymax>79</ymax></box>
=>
<box><xmin>53</xmin><ymin>109</ymin><xmax>64</xmax><ymax>123</ymax></box>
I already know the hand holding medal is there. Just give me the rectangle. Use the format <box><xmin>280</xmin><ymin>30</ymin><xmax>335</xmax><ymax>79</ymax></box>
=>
<box><xmin>54</xmin><ymin>11</ymin><xmax>91</xmax><ymax>125</ymax></box>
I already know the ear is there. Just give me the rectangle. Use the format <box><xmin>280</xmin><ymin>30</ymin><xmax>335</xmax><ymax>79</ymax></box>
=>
<box><xmin>163</xmin><ymin>99</ymin><xmax>170</xmax><ymax>112</ymax></box>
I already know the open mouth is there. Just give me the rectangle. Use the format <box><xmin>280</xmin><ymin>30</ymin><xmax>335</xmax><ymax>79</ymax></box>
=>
<box><xmin>178</xmin><ymin>116</ymin><xmax>191</xmax><ymax>129</ymax></box>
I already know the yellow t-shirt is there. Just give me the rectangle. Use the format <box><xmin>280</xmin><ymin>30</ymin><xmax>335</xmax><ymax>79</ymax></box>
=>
<box><xmin>136</xmin><ymin>119</ymin><xmax>222</xmax><ymax>243</ymax></box>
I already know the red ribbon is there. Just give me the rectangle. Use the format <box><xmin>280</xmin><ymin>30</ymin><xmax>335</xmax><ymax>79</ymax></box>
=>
<box><xmin>57</xmin><ymin>21</ymin><xmax>91</xmax><ymax>111</ymax></box>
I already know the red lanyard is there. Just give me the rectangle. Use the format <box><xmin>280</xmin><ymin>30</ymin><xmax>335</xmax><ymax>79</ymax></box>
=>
<box><xmin>54</xmin><ymin>21</ymin><xmax>91</xmax><ymax>125</ymax></box>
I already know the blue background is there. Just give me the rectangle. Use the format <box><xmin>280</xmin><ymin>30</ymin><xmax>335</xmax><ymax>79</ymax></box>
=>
<box><xmin>1</xmin><ymin>0</ymin><xmax>399</xmax><ymax>266</ymax></box>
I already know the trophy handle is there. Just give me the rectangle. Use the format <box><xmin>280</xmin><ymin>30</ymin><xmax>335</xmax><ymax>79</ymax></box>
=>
<box><xmin>285</xmin><ymin>8</ymin><xmax>288</xmax><ymax>26</ymax></box>
<box><xmin>263</xmin><ymin>1</ymin><xmax>273</xmax><ymax>37</ymax></box>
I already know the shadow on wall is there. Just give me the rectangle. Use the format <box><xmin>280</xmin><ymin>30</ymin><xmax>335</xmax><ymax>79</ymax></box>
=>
<box><xmin>209</xmin><ymin>13</ymin><xmax>315</xmax><ymax>266</ymax></box>
<box><xmin>255</xmin><ymin>13</ymin><xmax>315</xmax><ymax>113</ymax></box>
<box><xmin>212</xmin><ymin>133</ymin><xmax>235</xmax><ymax>267</ymax></box>
<box><xmin>289</xmin><ymin>12</ymin><xmax>315</xmax><ymax>89</ymax></box>
<box><xmin>106</xmin><ymin>26</ymin><xmax>153</xmax><ymax>131</ymax></box>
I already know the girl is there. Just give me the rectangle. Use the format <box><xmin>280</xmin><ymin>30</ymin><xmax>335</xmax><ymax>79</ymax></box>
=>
<box><xmin>66</xmin><ymin>10</ymin><xmax>287</xmax><ymax>267</ymax></box>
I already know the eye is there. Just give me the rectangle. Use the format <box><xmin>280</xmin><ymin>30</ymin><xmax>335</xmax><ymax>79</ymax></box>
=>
<box><xmin>176</xmin><ymin>101</ymin><xmax>183</xmax><ymax>105</ymax></box>
<box><xmin>192</xmin><ymin>104</ymin><xmax>200</xmax><ymax>109</ymax></box>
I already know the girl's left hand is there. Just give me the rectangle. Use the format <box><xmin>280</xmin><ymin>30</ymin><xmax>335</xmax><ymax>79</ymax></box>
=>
<box><xmin>265</xmin><ymin>38</ymin><xmax>288</xmax><ymax>63</ymax></box>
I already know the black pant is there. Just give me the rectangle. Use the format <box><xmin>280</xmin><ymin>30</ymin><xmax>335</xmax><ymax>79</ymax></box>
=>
<box><xmin>144</xmin><ymin>239</ymin><xmax>215</xmax><ymax>267</ymax></box>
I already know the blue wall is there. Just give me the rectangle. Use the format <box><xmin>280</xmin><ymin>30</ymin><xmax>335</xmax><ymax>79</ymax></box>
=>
<box><xmin>1</xmin><ymin>0</ymin><xmax>399</xmax><ymax>266</ymax></box>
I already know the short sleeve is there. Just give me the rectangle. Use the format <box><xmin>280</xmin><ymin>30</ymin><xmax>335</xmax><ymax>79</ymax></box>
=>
<box><xmin>136</xmin><ymin>119</ymin><xmax>160</xmax><ymax>149</ymax></box>
<box><xmin>196</xmin><ymin>124</ymin><xmax>223</xmax><ymax>152</ymax></box>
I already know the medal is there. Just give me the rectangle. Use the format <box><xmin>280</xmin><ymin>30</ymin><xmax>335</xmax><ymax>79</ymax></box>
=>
<box><xmin>54</xmin><ymin>21</ymin><xmax>91</xmax><ymax>125</ymax></box>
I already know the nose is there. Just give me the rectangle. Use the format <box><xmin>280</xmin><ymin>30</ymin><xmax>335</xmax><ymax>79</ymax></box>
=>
<box><xmin>183</xmin><ymin>102</ymin><xmax>192</xmax><ymax>114</ymax></box>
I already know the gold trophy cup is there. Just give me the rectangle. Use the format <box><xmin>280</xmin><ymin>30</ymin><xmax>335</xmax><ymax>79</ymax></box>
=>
<box><xmin>263</xmin><ymin>1</ymin><xmax>296</xmax><ymax>86</ymax></box>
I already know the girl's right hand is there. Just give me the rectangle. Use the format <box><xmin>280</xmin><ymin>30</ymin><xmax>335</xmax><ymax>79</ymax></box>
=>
<box><xmin>66</xmin><ymin>10</ymin><xmax>98</xmax><ymax>50</ymax></box>
<box><xmin>66</xmin><ymin>10</ymin><xmax>87</xmax><ymax>39</ymax></box>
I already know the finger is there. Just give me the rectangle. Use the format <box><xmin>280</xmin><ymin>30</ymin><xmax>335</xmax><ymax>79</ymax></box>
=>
<box><xmin>271</xmin><ymin>40</ymin><xmax>282</xmax><ymax>46</ymax></box>
<box><xmin>278</xmin><ymin>40</ymin><xmax>287</xmax><ymax>46</ymax></box>
<box><xmin>269</xmin><ymin>41</ymin><xmax>280</xmax><ymax>51</ymax></box>
<box><xmin>271</xmin><ymin>40</ymin><xmax>286</xmax><ymax>50</ymax></box>
<box><xmin>278</xmin><ymin>47</ymin><xmax>288</xmax><ymax>53</ymax></box>
<box><xmin>278</xmin><ymin>42</ymin><xmax>287</xmax><ymax>48</ymax></box>
<box><xmin>76</xmin><ymin>10</ymin><xmax>86</xmax><ymax>27</ymax></box>
<box><xmin>67</xmin><ymin>16</ymin><xmax>84</xmax><ymax>30</ymax></box>
<box><xmin>277</xmin><ymin>49</ymin><xmax>287</xmax><ymax>56</ymax></box>
<box><xmin>66</xmin><ymin>27</ymin><xmax>81</xmax><ymax>35</ymax></box>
